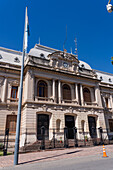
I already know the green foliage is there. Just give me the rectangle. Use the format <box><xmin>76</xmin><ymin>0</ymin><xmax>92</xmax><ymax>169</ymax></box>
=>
<box><xmin>111</xmin><ymin>57</ymin><xmax>113</xmax><ymax>65</ymax></box>
<box><xmin>0</xmin><ymin>143</ymin><xmax>4</xmax><ymax>149</ymax></box>
<box><xmin>84</xmin><ymin>136</ymin><xmax>88</xmax><ymax>141</ymax></box>
<box><xmin>0</xmin><ymin>151</ymin><xmax>3</xmax><ymax>156</ymax></box>
<box><xmin>0</xmin><ymin>151</ymin><xmax>12</xmax><ymax>156</ymax></box>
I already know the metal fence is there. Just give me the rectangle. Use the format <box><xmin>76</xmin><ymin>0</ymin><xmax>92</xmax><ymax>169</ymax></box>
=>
<box><xmin>21</xmin><ymin>127</ymin><xmax>113</xmax><ymax>152</ymax></box>
<box><xmin>0</xmin><ymin>127</ymin><xmax>113</xmax><ymax>154</ymax></box>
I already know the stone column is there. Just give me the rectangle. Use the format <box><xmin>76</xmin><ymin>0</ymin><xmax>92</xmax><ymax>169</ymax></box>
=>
<box><xmin>95</xmin><ymin>86</ymin><xmax>98</xmax><ymax>104</ymax></box>
<box><xmin>103</xmin><ymin>96</ymin><xmax>106</xmax><ymax>107</ymax></box>
<box><xmin>97</xmin><ymin>86</ymin><xmax>102</xmax><ymax>107</ymax></box>
<box><xmin>0</xmin><ymin>79</ymin><xmax>3</xmax><ymax>101</ymax></box>
<box><xmin>0</xmin><ymin>85</ymin><xmax>1</xmax><ymax>101</ymax></box>
<box><xmin>80</xmin><ymin>84</ymin><xmax>83</xmax><ymax>105</ymax></box>
<box><xmin>2</xmin><ymin>77</ymin><xmax>7</xmax><ymax>102</ymax></box>
<box><xmin>110</xmin><ymin>94</ymin><xmax>112</xmax><ymax>108</ymax></box>
<box><xmin>48</xmin><ymin>81</ymin><xmax>51</xmax><ymax>100</ymax></box>
<box><xmin>75</xmin><ymin>83</ymin><xmax>78</xmax><ymax>103</ymax></box>
<box><xmin>52</xmin><ymin>79</ymin><xmax>55</xmax><ymax>102</ymax></box>
<box><xmin>58</xmin><ymin>80</ymin><xmax>61</xmax><ymax>104</ymax></box>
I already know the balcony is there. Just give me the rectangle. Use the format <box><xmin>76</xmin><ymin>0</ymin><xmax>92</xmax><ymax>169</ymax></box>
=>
<box><xmin>84</xmin><ymin>102</ymin><xmax>98</xmax><ymax>106</ymax></box>
<box><xmin>62</xmin><ymin>99</ymin><xmax>78</xmax><ymax>104</ymax></box>
<box><xmin>7</xmin><ymin>98</ymin><xmax>18</xmax><ymax>103</ymax></box>
<box><xmin>35</xmin><ymin>96</ymin><xmax>54</xmax><ymax>103</ymax></box>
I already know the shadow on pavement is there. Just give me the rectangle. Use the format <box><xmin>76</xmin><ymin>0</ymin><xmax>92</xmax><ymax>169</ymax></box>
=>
<box><xmin>19</xmin><ymin>150</ymin><xmax>82</xmax><ymax>165</ymax></box>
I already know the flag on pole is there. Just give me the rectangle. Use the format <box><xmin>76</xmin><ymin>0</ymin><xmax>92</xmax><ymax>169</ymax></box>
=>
<box><xmin>14</xmin><ymin>7</ymin><xmax>30</xmax><ymax>165</ymax></box>
<box><xmin>108</xmin><ymin>0</ymin><xmax>111</xmax><ymax>4</ymax></box>
<box><xmin>24</xmin><ymin>7</ymin><xmax>30</xmax><ymax>54</ymax></box>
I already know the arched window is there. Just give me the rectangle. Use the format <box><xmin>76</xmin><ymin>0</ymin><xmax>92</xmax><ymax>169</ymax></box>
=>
<box><xmin>83</xmin><ymin>88</ymin><xmax>91</xmax><ymax>102</ymax></box>
<box><xmin>62</xmin><ymin>84</ymin><xmax>71</xmax><ymax>100</ymax></box>
<box><xmin>37</xmin><ymin>80</ymin><xmax>48</xmax><ymax>97</ymax></box>
<box><xmin>56</xmin><ymin>119</ymin><xmax>61</xmax><ymax>132</ymax></box>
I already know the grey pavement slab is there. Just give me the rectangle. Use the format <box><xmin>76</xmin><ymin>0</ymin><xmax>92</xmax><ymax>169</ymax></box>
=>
<box><xmin>0</xmin><ymin>145</ymin><xmax>113</xmax><ymax>169</ymax></box>
<box><xmin>1</xmin><ymin>153</ymin><xmax>113</xmax><ymax>170</ymax></box>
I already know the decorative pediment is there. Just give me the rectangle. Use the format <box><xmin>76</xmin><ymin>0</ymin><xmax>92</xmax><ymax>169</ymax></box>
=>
<box><xmin>48</xmin><ymin>51</ymin><xmax>78</xmax><ymax>62</ymax></box>
<box><xmin>48</xmin><ymin>51</ymin><xmax>79</xmax><ymax>73</ymax></box>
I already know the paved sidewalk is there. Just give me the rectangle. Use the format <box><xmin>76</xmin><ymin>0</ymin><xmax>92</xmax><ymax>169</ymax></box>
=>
<box><xmin>0</xmin><ymin>145</ymin><xmax>113</xmax><ymax>168</ymax></box>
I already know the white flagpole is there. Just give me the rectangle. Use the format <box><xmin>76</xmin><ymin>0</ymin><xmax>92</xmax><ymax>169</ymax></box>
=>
<box><xmin>14</xmin><ymin>7</ymin><xmax>28</xmax><ymax>165</ymax></box>
<box><xmin>24</xmin><ymin>7</ymin><xmax>28</xmax><ymax>54</ymax></box>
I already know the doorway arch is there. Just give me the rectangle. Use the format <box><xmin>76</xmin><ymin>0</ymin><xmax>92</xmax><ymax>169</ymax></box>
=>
<box><xmin>65</xmin><ymin>115</ymin><xmax>75</xmax><ymax>139</ymax></box>
<box><xmin>37</xmin><ymin>113</ymin><xmax>49</xmax><ymax>140</ymax></box>
<box><xmin>88</xmin><ymin>115</ymin><xmax>97</xmax><ymax>138</ymax></box>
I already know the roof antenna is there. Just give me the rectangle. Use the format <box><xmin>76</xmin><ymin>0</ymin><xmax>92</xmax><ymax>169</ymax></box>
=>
<box><xmin>74</xmin><ymin>37</ymin><xmax>78</xmax><ymax>57</ymax></box>
<box><xmin>63</xmin><ymin>25</ymin><xmax>67</xmax><ymax>51</ymax></box>
<box><xmin>38</xmin><ymin>37</ymin><xmax>40</xmax><ymax>45</ymax></box>
<box><xmin>70</xmin><ymin>47</ymin><xmax>72</xmax><ymax>54</ymax></box>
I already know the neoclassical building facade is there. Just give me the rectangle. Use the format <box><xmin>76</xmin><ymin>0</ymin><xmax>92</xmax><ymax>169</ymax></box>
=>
<box><xmin>0</xmin><ymin>44</ymin><xmax>113</xmax><ymax>147</ymax></box>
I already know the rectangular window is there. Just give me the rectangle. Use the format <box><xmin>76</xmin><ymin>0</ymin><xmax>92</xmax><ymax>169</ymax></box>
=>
<box><xmin>11</xmin><ymin>86</ymin><xmax>18</xmax><ymax>99</ymax></box>
<box><xmin>105</xmin><ymin>98</ymin><xmax>108</xmax><ymax>108</ymax></box>
<box><xmin>109</xmin><ymin>119</ymin><xmax>113</xmax><ymax>132</ymax></box>
<box><xmin>6</xmin><ymin>115</ymin><xmax>17</xmax><ymax>133</ymax></box>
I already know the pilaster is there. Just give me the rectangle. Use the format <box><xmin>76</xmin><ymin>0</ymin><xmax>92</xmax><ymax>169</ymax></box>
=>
<box><xmin>80</xmin><ymin>84</ymin><xmax>83</xmax><ymax>106</ymax></box>
<box><xmin>2</xmin><ymin>77</ymin><xmax>7</xmax><ymax>102</ymax></box>
<box><xmin>75</xmin><ymin>83</ymin><xmax>78</xmax><ymax>103</ymax></box>
<box><xmin>24</xmin><ymin>70</ymin><xmax>34</xmax><ymax>102</ymax></box>
<box><xmin>52</xmin><ymin>79</ymin><xmax>55</xmax><ymax>102</ymax></box>
<box><xmin>58</xmin><ymin>80</ymin><xmax>61</xmax><ymax>104</ymax></box>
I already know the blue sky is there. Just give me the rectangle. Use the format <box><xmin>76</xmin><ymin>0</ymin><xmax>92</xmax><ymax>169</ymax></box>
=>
<box><xmin>0</xmin><ymin>0</ymin><xmax>113</xmax><ymax>73</ymax></box>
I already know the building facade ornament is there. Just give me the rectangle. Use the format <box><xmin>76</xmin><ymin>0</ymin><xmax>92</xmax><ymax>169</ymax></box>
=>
<box><xmin>0</xmin><ymin>44</ymin><xmax>113</xmax><ymax>148</ymax></box>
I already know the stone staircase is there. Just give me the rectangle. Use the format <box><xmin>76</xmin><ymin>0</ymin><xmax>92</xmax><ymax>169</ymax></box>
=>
<box><xmin>20</xmin><ymin>138</ymin><xmax>108</xmax><ymax>153</ymax></box>
<box><xmin>21</xmin><ymin>139</ymin><xmax>65</xmax><ymax>152</ymax></box>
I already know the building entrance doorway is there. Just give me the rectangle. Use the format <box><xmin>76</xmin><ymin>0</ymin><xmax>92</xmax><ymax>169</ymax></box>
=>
<box><xmin>37</xmin><ymin>114</ymin><xmax>49</xmax><ymax>140</ymax></box>
<box><xmin>65</xmin><ymin>115</ymin><xmax>75</xmax><ymax>139</ymax></box>
<box><xmin>88</xmin><ymin>116</ymin><xmax>97</xmax><ymax>138</ymax></box>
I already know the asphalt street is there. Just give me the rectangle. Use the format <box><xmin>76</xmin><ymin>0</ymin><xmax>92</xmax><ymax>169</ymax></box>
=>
<box><xmin>1</xmin><ymin>153</ymin><xmax>113</xmax><ymax>170</ymax></box>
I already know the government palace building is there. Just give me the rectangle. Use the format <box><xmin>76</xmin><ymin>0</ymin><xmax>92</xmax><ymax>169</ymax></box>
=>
<box><xmin>0</xmin><ymin>43</ymin><xmax>113</xmax><ymax>148</ymax></box>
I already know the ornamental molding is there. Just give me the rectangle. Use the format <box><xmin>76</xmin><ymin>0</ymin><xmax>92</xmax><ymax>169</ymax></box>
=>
<box><xmin>42</xmin><ymin>104</ymin><xmax>48</xmax><ymax>112</ymax></box>
<box><xmin>8</xmin><ymin>80</ymin><xmax>19</xmax><ymax>86</ymax></box>
<box><xmin>48</xmin><ymin>51</ymin><xmax>78</xmax><ymax>62</ymax></box>
<box><xmin>69</xmin><ymin>107</ymin><xmax>73</xmax><ymax>113</ymax></box>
